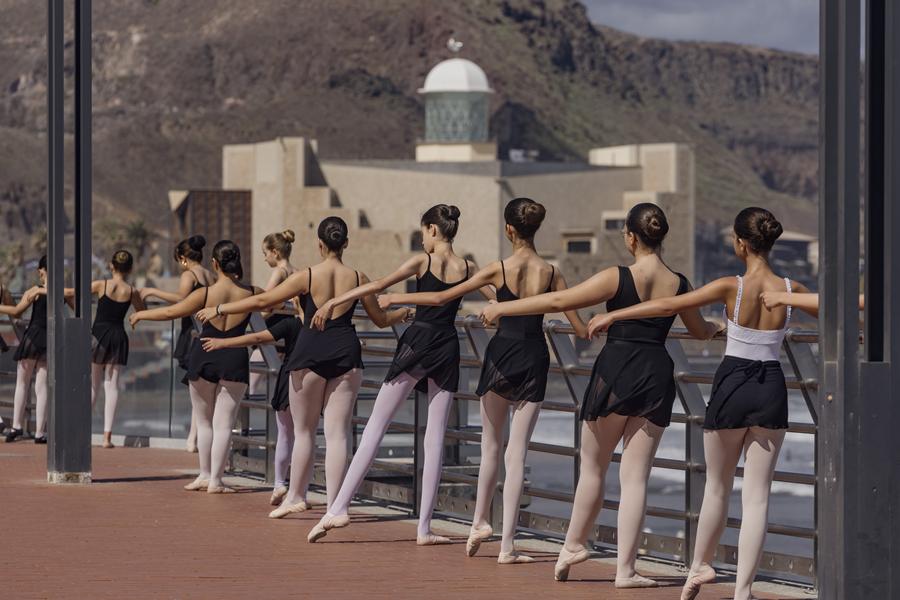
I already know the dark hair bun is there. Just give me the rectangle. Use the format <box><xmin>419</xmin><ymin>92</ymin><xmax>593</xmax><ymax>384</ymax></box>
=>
<box><xmin>734</xmin><ymin>207</ymin><xmax>783</xmax><ymax>253</ymax></box>
<box><xmin>524</xmin><ymin>203</ymin><xmax>547</xmax><ymax>226</ymax></box>
<box><xmin>420</xmin><ymin>205</ymin><xmax>461</xmax><ymax>242</ymax></box>
<box><xmin>503</xmin><ymin>198</ymin><xmax>546</xmax><ymax>239</ymax></box>
<box><xmin>444</xmin><ymin>205</ymin><xmax>461</xmax><ymax>221</ymax></box>
<box><xmin>759</xmin><ymin>218</ymin><xmax>783</xmax><ymax>242</ymax></box>
<box><xmin>188</xmin><ymin>235</ymin><xmax>206</xmax><ymax>251</ymax></box>
<box><xmin>645</xmin><ymin>216</ymin><xmax>665</xmax><ymax>241</ymax></box>
<box><xmin>318</xmin><ymin>216</ymin><xmax>349</xmax><ymax>253</ymax></box>
<box><xmin>625</xmin><ymin>203</ymin><xmax>669</xmax><ymax>248</ymax></box>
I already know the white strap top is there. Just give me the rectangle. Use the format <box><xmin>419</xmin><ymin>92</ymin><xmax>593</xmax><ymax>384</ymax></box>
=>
<box><xmin>723</xmin><ymin>276</ymin><xmax>792</xmax><ymax>362</ymax></box>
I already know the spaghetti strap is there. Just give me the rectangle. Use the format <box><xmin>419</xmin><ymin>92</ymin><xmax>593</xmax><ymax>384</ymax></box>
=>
<box><xmin>732</xmin><ymin>275</ymin><xmax>743</xmax><ymax>325</ymax></box>
<box><xmin>465</xmin><ymin>260</ymin><xmax>469</xmax><ymax>280</ymax></box>
<box><xmin>784</xmin><ymin>277</ymin><xmax>793</xmax><ymax>326</ymax></box>
<box><xmin>189</xmin><ymin>270</ymin><xmax>199</xmax><ymax>285</ymax></box>
<box><xmin>102</xmin><ymin>279</ymin><xmax>107</xmax><ymax>298</ymax></box>
<box><xmin>500</xmin><ymin>261</ymin><xmax>507</xmax><ymax>286</ymax></box>
<box><xmin>355</xmin><ymin>271</ymin><xmax>360</xmax><ymax>286</ymax></box>
<box><xmin>203</xmin><ymin>287</ymin><xmax>208</xmax><ymax>307</ymax></box>
<box><xmin>308</xmin><ymin>267</ymin><xmax>312</xmax><ymax>291</ymax></box>
<box><xmin>426</xmin><ymin>253</ymin><xmax>432</xmax><ymax>275</ymax></box>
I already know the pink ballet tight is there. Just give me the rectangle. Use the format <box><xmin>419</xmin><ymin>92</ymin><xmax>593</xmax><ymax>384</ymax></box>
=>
<box><xmin>688</xmin><ymin>427</ymin><xmax>785</xmax><ymax>600</ymax></box>
<box><xmin>562</xmin><ymin>415</ymin><xmax>664</xmax><ymax>579</ymax></box>
<box><xmin>274</xmin><ymin>406</ymin><xmax>294</xmax><ymax>490</ymax></box>
<box><xmin>248</xmin><ymin>348</ymin><xmax>266</xmax><ymax>398</ymax></box>
<box><xmin>188</xmin><ymin>377</ymin><xmax>248</xmax><ymax>488</ymax></box>
<box><xmin>12</xmin><ymin>359</ymin><xmax>48</xmax><ymax>437</ymax></box>
<box><xmin>283</xmin><ymin>368</ymin><xmax>362</xmax><ymax>508</ymax></box>
<box><xmin>471</xmin><ymin>392</ymin><xmax>543</xmax><ymax>553</ymax></box>
<box><xmin>91</xmin><ymin>363</ymin><xmax>123</xmax><ymax>433</ymax></box>
<box><xmin>325</xmin><ymin>372</ymin><xmax>455</xmax><ymax>537</ymax></box>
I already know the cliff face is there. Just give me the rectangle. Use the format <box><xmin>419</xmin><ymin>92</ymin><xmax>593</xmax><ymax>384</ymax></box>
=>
<box><xmin>0</xmin><ymin>0</ymin><xmax>818</xmax><ymax>245</ymax></box>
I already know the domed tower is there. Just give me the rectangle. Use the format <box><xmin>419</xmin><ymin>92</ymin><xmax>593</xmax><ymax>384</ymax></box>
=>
<box><xmin>416</xmin><ymin>58</ymin><xmax>497</xmax><ymax>162</ymax></box>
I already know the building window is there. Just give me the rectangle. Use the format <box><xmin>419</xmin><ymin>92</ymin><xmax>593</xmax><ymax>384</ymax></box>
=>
<box><xmin>567</xmin><ymin>240</ymin><xmax>591</xmax><ymax>253</ymax></box>
<box><xmin>605</xmin><ymin>219</ymin><xmax>625</xmax><ymax>231</ymax></box>
<box><xmin>410</xmin><ymin>231</ymin><xmax>424</xmax><ymax>252</ymax></box>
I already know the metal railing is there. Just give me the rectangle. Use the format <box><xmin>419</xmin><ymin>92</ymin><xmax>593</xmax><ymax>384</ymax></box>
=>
<box><xmin>237</xmin><ymin>307</ymin><xmax>824</xmax><ymax>589</ymax></box>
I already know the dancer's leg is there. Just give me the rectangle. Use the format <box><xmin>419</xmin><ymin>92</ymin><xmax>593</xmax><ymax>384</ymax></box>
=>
<box><xmin>90</xmin><ymin>363</ymin><xmax>104</xmax><ymax>413</ymax></box>
<box><xmin>734</xmin><ymin>427</ymin><xmax>785</xmax><ymax>600</ymax></box>
<box><xmin>12</xmin><ymin>359</ymin><xmax>36</xmax><ymax>430</ymax></box>
<box><xmin>274</xmin><ymin>406</ymin><xmax>295</xmax><ymax>490</ymax></box>
<box><xmin>188</xmin><ymin>378</ymin><xmax>217</xmax><ymax>481</ymax></box>
<box><xmin>321</xmin><ymin>368</ymin><xmax>363</xmax><ymax>509</ymax></box>
<box><xmin>417</xmin><ymin>380</ymin><xmax>455</xmax><ymax>537</ymax></box>
<box><xmin>471</xmin><ymin>391</ymin><xmax>508</xmax><ymax>530</ymax></box>
<box><xmin>248</xmin><ymin>348</ymin><xmax>265</xmax><ymax>396</ymax></box>
<box><xmin>284</xmin><ymin>369</ymin><xmax>328</xmax><ymax>506</ymax></box>
<box><xmin>562</xmin><ymin>416</ymin><xmax>628</xmax><ymax>554</ymax></box>
<box><xmin>33</xmin><ymin>362</ymin><xmax>48</xmax><ymax>438</ymax></box>
<box><xmin>499</xmin><ymin>399</ymin><xmax>542</xmax><ymax>553</ymax></box>
<box><xmin>325</xmin><ymin>372</ymin><xmax>418</xmax><ymax>519</ymax></box>
<box><xmin>616</xmin><ymin>417</ymin><xmax>665</xmax><ymax>579</ymax></box>
<box><xmin>103</xmin><ymin>365</ymin><xmax>123</xmax><ymax>433</ymax></box>
<box><xmin>208</xmin><ymin>380</ymin><xmax>247</xmax><ymax>488</ymax></box>
<box><xmin>689</xmin><ymin>429</ymin><xmax>746</xmax><ymax>575</ymax></box>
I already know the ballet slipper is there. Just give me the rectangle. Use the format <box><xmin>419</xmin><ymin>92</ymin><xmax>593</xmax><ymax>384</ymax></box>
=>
<box><xmin>497</xmin><ymin>549</ymin><xmax>535</xmax><ymax>564</ymax></box>
<box><xmin>269</xmin><ymin>486</ymin><xmax>288</xmax><ymax>506</ymax></box>
<box><xmin>268</xmin><ymin>501</ymin><xmax>308</xmax><ymax>519</ymax></box>
<box><xmin>615</xmin><ymin>573</ymin><xmax>659</xmax><ymax>588</ymax></box>
<box><xmin>417</xmin><ymin>534</ymin><xmax>452</xmax><ymax>546</ymax></box>
<box><xmin>554</xmin><ymin>547</ymin><xmax>590</xmax><ymax>582</ymax></box>
<box><xmin>307</xmin><ymin>512</ymin><xmax>350</xmax><ymax>543</ymax></box>
<box><xmin>102</xmin><ymin>441</ymin><xmax>115</xmax><ymax>449</ymax></box>
<box><xmin>465</xmin><ymin>524</ymin><xmax>493</xmax><ymax>557</ymax></box>
<box><xmin>680</xmin><ymin>567</ymin><xmax>716</xmax><ymax>600</ymax></box>
<box><xmin>183</xmin><ymin>478</ymin><xmax>210</xmax><ymax>491</ymax></box>
<box><xmin>207</xmin><ymin>484</ymin><xmax>237</xmax><ymax>494</ymax></box>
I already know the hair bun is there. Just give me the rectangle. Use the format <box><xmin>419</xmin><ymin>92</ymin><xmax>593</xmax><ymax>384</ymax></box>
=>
<box><xmin>523</xmin><ymin>202</ymin><xmax>547</xmax><ymax>226</ymax></box>
<box><xmin>645</xmin><ymin>216</ymin><xmax>666</xmax><ymax>241</ymax></box>
<box><xmin>759</xmin><ymin>218</ymin><xmax>783</xmax><ymax>242</ymax></box>
<box><xmin>281</xmin><ymin>230</ymin><xmax>296</xmax><ymax>244</ymax></box>
<box><xmin>328</xmin><ymin>230</ymin><xmax>345</xmax><ymax>244</ymax></box>
<box><xmin>188</xmin><ymin>235</ymin><xmax>206</xmax><ymax>251</ymax></box>
<box><xmin>444</xmin><ymin>205</ymin><xmax>461</xmax><ymax>221</ymax></box>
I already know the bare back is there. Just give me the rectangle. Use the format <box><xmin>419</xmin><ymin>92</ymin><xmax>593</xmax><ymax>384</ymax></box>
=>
<box><xmin>628</xmin><ymin>261</ymin><xmax>683</xmax><ymax>303</ymax></box>
<box><xmin>189</xmin><ymin>266</ymin><xmax>216</xmax><ymax>288</ymax></box>
<box><xmin>725</xmin><ymin>272</ymin><xmax>792</xmax><ymax>331</ymax></box>
<box><xmin>424</xmin><ymin>252</ymin><xmax>469</xmax><ymax>284</ymax></box>
<box><xmin>202</xmin><ymin>279</ymin><xmax>260</xmax><ymax>331</ymax></box>
<box><xmin>498</xmin><ymin>253</ymin><xmax>554</xmax><ymax>299</ymax></box>
<box><xmin>309</xmin><ymin>262</ymin><xmax>361</xmax><ymax>319</ymax></box>
<box><xmin>100</xmin><ymin>278</ymin><xmax>134</xmax><ymax>303</ymax></box>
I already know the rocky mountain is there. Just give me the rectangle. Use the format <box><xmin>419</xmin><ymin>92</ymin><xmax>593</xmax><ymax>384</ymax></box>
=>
<box><xmin>0</xmin><ymin>0</ymin><xmax>819</xmax><ymax>255</ymax></box>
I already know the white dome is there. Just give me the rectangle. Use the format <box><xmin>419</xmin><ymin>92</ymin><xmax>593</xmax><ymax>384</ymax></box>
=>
<box><xmin>418</xmin><ymin>58</ymin><xmax>494</xmax><ymax>94</ymax></box>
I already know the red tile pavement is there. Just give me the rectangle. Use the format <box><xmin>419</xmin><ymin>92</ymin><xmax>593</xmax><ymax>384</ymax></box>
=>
<box><xmin>0</xmin><ymin>443</ymin><xmax>801</xmax><ymax>599</ymax></box>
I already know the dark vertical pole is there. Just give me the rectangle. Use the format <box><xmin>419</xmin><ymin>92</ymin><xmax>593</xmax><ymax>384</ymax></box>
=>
<box><xmin>819</xmin><ymin>0</ymin><xmax>861</xmax><ymax>597</ymax></box>
<box><xmin>47</xmin><ymin>0</ymin><xmax>92</xmax><ymax>483</ymax></box>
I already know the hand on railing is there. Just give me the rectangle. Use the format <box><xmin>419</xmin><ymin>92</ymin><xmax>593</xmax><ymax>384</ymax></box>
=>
<box><xmin>478</xmin><ymin>300</ymin><xmax>500</xmax><ymax>327</ymax></box>
<box><xmin>196</xmin><ymin>306</ymin><xmax>219</xmax><ymax>324</ymax></box>
<box><xmin>587</xmin><ymin>313</ymin><xmax>615</xmax><ymax>339</ymax></box>
<box><xmin>377</xmin><ymin>293</ymin><xmax>396</xmax><ymax>311</ymax></box>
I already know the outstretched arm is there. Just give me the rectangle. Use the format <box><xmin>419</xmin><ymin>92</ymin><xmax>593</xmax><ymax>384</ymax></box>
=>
<box><xmin>759</xmin><ymin>285</ymin><xmax>820</xmax><ymax>318</ymax></box>
<box><xmin>202</xmin><ymin>330</ymin><xmax>276</xmax><ymax>352</ymax></box>
<box><xmin>378</xmin><ymin>261</ymin><xmax>503</xmax><ymax>310</ymax></box>
<box><xmin>357</xmin><ymin>272</ymin><xmax>413</xmax><ymax>329</ymax></box>
<box><xmin>197</xmin><ymin>272</ymin><xmax>308</xmax><ymax>324</ymax></box>
<box><xmin>312</xmin><ymin>255</ymin><xmax>426</xmax><ymax>330</ymax></box>
<box><xmin>140</xmin><ymin>271</ymin><xmax>199</xmax><ymax>304</ymax></box>
<box><xmin>479</xmin><ymin>267</ymin><xmax>619</xmax><ymax>326</ymax></box>
<box><xmin>129</xmin><ymin>287</ymin><xmax>207</xmax><ymax>328</ymax></box>
<box><xmin>678</xmin><ymin>281</ymin><xmax>724</xmax><ymax>340</ymax></box>
<box><xmin>587</xmin><ymin>277</ymin><xmax>734</xmax><ymax>338</ymax></box>
<box><xmin>0</xmin><ymin>286</ymin><xmax>39</xmax><ymax>319</ymax></box>
<box><xmin>552</xmin><ymin>269</ymin><xmax>589</xmax><ymax>340</ymax></box>
<box><xmin>131</xmin><ymin>286</ymin><xmax>147</xmax><ymax>312</ymax></box>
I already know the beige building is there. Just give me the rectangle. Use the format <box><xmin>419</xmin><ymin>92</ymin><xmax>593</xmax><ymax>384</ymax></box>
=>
<box><xmin>176</xmin><ymin>58</ymin><xmax>697</xmax><ymax>307</ymax></box>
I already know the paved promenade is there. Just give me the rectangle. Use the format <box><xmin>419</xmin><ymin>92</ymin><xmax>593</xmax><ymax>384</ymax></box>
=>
<box><xmin>1</xmin><ymin>444</ymin><xmax>808</xmax><ymax>599</ymax></box>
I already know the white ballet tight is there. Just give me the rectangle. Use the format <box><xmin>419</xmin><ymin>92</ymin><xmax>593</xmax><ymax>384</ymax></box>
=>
<box><xmin>283</xmin><ymin>368</ymin><xmax>362</xmax><ymax>508</ymax></box>
<box><xmin>562</xmin><ymin>415</ymin><xmax>664</xmax><ymax>578</ymax></box>
<box><xmin>248</xmin><ymin>348</ymin><xmax>265</xmax><ymax>398</ymax></box>
<box><xmin>12</xmin><ymin>359</ymin><xmax>48</xmax><ymax>437</ymax></box>
<box><xmin>188</xmin><ymin>377</ymin><xmax>248</xmax><ymax>487</ymax></box>
<box><xmin>689</xmin><ymin>427</ymin><xmax>785</xmax><ymax>600</ymax></box>
<box><xmin>91</xmin><ymin>363</ymin><xmax>122</xmax><ymax>433</ymax></box>
<box><xmin>471</xmin><ymin>392</ymin><xmax>543</xmax><ymax>553</ymax></box>
<box><xmin>325</xmin><ymin>372</ymin><xmax>455</xmax><ymax>537</ymax></box>
<box><xmin>274</xmin><ymin>406</ymin><xmax>294</xmax><ymax>490</ymax></box>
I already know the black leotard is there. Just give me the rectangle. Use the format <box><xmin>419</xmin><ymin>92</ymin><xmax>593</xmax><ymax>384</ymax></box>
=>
<box><xmin>182</xmin><ymin>287</ymin><xmax>255</xmax><ymax>386</ymax></box>
<box><xmin>14</xmin><ymin>292</ymin><xmax>47</xmax><ymax>362</ymax></box>
<box><xmin>91</xmin><ymin>280</ymin><xmax>132</xmax><ymax>366</ymax></box>
<box><xmin>384</xmin><ymin>255</ymin><xmax>467</xmax><ymax>393</ymax></box>
<box><xmin>284</xmin><ymin>268</ymin><xmax>363</xmax><ymax>379</ymax></box>
<box><xmin>581</xmin><ymin>266</ymin><xmax>688</xmax><ymax>427</ymax></box>
<box><xmin>174</xmin><ymin>272</ymin><xmax>204</xmax><ymax>372</ymax></box>
<box><xmin>266</xmin><ymin>317</ymin><xmax>302</xmax><ymax>412</ymax></box>
<box><xmin>475</xmin><ymin>262</ymin><xmax>553</xmax><ymax>403</ymax></box>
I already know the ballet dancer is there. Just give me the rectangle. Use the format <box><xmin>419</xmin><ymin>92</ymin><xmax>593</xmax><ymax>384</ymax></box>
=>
<box><xmin>2</xmin><ymin>256</ymin><xmax>50</xmax><ymax>443</ymax></box>
<box><xmin>62</xmin><ymin>251</ymin><xmax>146</xmax><ymax>448</ymax></box>
<box><xmin>248</xmin><ymin>230</ymin><xmax>298</xmax><ymax>396</ymax></box>
<box><xmin>196</xmin><ymin>217</ymin><xmax>408</xmax><ymax>514</ymax></box>
<box><xmin>480</xmin><ymin>203</ymin><xmax>720</xmax><ymax>585</ymax></box>
<box><xmin>379</xmin><ymin>198</ymin><xmax>588</xmax><ymax>563</ymax></box>
<box><xmin>141</xmin><ymin>236</ymin><xmax>215</xmax><ymax>452</ymax></box>
<box><xmin>131</xmin><ymin>240</ymin><xmax>262</xmax><ymax>493</ymax></box>
<box><xmin>588</xmin><ymin>208</ymin><xmax>817</xmax><ymax>600</ymax></box>
<box><xmin>305</xmin><ymin>204</ymin><xmax>495</xmax><ymax>545</ymax></box>
<box><xmin>201</xmin><ymin>307</ymin><xmax>302</xmax><ymax>507</ymax></box>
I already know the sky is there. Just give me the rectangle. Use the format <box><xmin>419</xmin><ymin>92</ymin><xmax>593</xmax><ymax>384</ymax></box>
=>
<box><xmin>582</xmin><ymin>0</ymin><xmax>820</xmax><ymax>55</ymax></box>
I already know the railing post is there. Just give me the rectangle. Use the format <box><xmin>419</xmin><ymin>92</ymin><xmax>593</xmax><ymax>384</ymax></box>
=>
<box><xmin>666</xmin><ymin>338</ymin><xmax>707</xmax><ymax>570</ymax></box>
<box><xmin>250</xmin><ymin>313</ymin><xmax>279</xmax><ymax>486</ymax></box>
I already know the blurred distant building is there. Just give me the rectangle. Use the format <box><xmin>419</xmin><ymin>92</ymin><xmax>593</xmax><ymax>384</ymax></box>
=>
<box><xmin>170</xmin><ymin>57</ymin><xmax>699</xmax><ymax>300</ymax></box>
